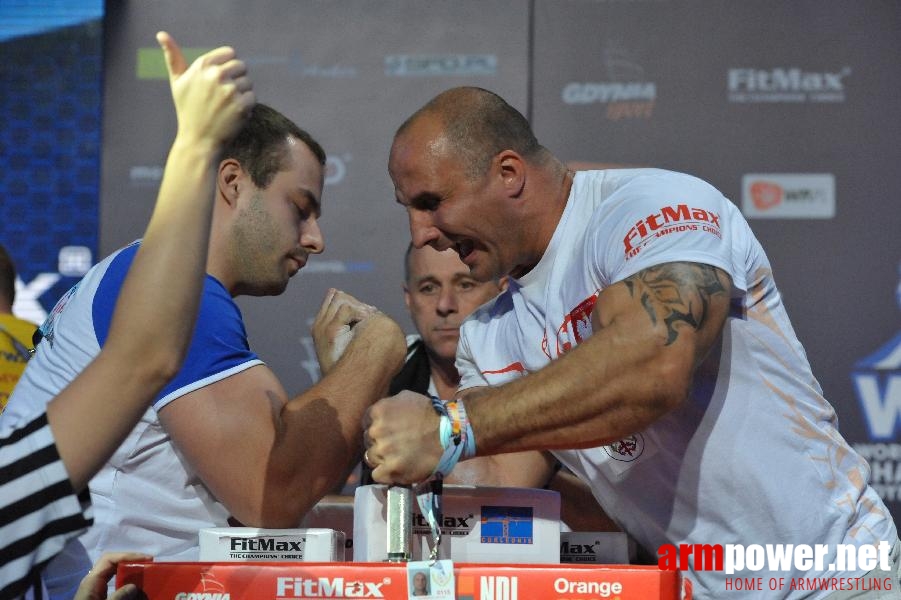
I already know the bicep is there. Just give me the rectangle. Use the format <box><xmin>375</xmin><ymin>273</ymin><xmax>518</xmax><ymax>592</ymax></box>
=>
<box><xmin>159</xmin><ymin>364</ymin><xmax>286</xmax><ymax>518</ymax></box>
<box><xmin>594</xmin><ymin>261</ymin><xmax>732</xmax><ymax>368</ymax></box>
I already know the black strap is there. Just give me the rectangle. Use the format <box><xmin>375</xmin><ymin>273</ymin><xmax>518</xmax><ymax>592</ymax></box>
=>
<box><xmin>388</xmin><ymin>339</ymin><xmax>431</xmax><ymax>396</ymax></box>
<box><xmin>0</xmin><ymin>323</ymin><xmax>33</xmax><ymax>361</ymax></box>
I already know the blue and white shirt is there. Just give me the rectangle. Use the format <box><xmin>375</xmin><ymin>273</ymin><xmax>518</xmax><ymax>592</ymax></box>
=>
<box><xmin>0</xmin><ymin>242</ymin><xmax>263</xmax><ymax>600</ymax></box>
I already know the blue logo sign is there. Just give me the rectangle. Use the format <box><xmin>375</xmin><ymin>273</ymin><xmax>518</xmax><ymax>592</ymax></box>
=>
<box><xmin>480</xmin><ymin>506</ymin><xmax>533</xmax><ymax>544</ymax></box>
<box><xmin>852</xmin><ymin>262</ymin><xmax>901</xmax><ymax>441</ymax></box>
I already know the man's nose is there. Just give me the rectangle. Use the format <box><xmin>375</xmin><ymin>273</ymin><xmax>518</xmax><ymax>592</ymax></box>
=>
<box><xmin>301</xmin><ymin>217</ymin><xmax>325</xmax><ymax>254</ymax></box>
<box><xmin>436</xmin><ymin>286</ymin><xmax>458</xmax><ymax>316</ymax></box>
<box><xmin>409</xmin><ymin>209</ymin><xmax>441</xmax><ymax>249</ymax></box>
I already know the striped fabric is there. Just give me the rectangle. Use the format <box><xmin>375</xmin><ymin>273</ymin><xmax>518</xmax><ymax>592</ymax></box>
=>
<box><xmin>0</xmin><ymin>412</ymin><xmax>92</xmax><ymax>600</ymax></box>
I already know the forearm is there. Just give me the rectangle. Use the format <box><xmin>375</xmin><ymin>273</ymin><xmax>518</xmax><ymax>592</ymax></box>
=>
<box><xmin>448</xmin><ymin>451</ymin><xmax>556</xmax><ymax>488</ymax></box>
<box><xmin>107</xmin><ymin>138</ymin><xmax>217</xmax><ymax>371</ymax></box>
<box><xmin>467</xmin><ymin>324</ymin><xmax>688</xmax><ymax>456</ymax></box>
<box><xmin>248</xmin><ymin>323</ymin><xmax>405</xmax><ymax>525</ymax></box>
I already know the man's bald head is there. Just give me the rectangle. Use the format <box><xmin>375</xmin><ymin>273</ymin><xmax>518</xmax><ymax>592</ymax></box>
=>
<box><xmin>395</xmin><ymin>87</ymin><xmax>544</xmax><ymax>180</ymax></box>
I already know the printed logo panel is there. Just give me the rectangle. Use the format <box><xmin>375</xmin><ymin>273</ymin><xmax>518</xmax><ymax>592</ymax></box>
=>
<box><xmin>605</xmin><ymin>434</ymin><xmax>645</xmax><ymax>462</ymax></box>
<box><xmin>741</xmin><ymin>174</ymin><xmax>836</xmax><ymax>219</ymax></box>
<box><xmin>728</xmin><ymin>67</ymin><xmax>851</xmax><ymax>103</ymax></box>
<box><xmin>384</xmin><ymin>54</ymin><xmax>497</xmax><ymax>77</ymax></box>
<box><xmin>480</xmin><ymin>506</ymin><xmax>534</xmax><ymax>545</ymax></box>
<box><xmin>622</xmin><ymin>204</ymin><xmax>722</xmax><ymax>260</ymax></box>
<box><xmin>560</xmin><ymin>41</ymin><xmax>656</xmax><ymax>121</ymax></box>
<box><xmin>851</xmin><ymin>262</ymin><xmax>901</xmax><ymax>507</ymax></box>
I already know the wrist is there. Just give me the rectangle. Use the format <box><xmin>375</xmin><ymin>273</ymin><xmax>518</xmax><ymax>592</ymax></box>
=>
<box><xmin>168</xmin><ymin>134</ymin><xmax>221</xmax><ymax>163</ymax></box>
<box><xmin>430</xmin><ymin>396</ymin><xmax>477</xmax><ymax>479</ymax></box>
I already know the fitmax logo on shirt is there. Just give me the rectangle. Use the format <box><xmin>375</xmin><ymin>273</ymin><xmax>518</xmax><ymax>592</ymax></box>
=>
<box><xmin>623</xmin><ymin>204</ymin><xmax>722</xmax><ymax>259</ymax></box>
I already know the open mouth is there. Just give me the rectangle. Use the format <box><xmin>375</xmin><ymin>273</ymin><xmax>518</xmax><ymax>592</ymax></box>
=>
<box><xmin>455</xmin><ymin>239</ymin><xmax>475</xmax><ymax>261</ymax></box>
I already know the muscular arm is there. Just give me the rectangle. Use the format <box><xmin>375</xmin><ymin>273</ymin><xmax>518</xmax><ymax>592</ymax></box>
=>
<box><xmin>444</xmin><ymin>386</ymin><xmax>557</xmax><ymax>488</ymax></box>
<box><xmin>160</xmin><ymin>312</ymin><xmax>405</xmax><ymax>527</ymax></box>
<box><xmin>470</xmin><ymin>262</ymin><xmax>731</xmax><ymax>453</ymax></box>
<box><xmin>366</xmin><ymin>262</ymin><xmax>731</xmax><ymax>484</ymax></box>
<box><xmin>446</xmin><ymin>451</ymin><xmax>557</xmax><ymax>487</ymax></box>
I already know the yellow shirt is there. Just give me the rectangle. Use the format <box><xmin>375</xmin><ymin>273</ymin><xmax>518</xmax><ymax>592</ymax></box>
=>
<box><xmin>0</xmin><ymin>313</ymin><xmax>37</xmax><ymax>413</ymax></box>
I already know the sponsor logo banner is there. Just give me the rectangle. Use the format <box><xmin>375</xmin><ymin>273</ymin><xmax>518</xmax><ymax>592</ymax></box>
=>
<box><xmin>384</xmin><ymin>54</ymin><xmax>497</xmax><ymax>77</ymax></box>
<box><xmin>480</xmin><ymin>506</ymin><xmax>534</xmax><ymax>544</ymax></box>
<box><xmin>851</xmin><ymin>264</ymin><xmax>901</xmax><ymax>504</ymax></box>
<box><xmin>117</xmin><ymin>562</ymin><xmax>680</xmax><ymax>600</ymax></box>
<box><xmin>741</xmin><ymin>174</ymin><xmax>835</xmax><ymax>219</ymax></box>
<box><xmin>137</xmin><ymin>48</ymin><xmax>357</xmax><ymax>79</ymax></box>
<box><xmin>561</xmin><ymin>43</ymin><xmax>656</xmax><ymax>120</ymax></box>
<box><xmin>728</xmin><ymin>67</ymin><xmax>851</xmax><ymax>103</ymax></box>
<box><xmin>411</xmin><ymin>512</ymin><xmax>474</xmax><ymax>538</ymax></box>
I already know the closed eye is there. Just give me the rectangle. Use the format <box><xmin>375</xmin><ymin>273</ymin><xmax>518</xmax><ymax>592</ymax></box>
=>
<box><xmin>410</xmin><ymin>192</ymin><xmax>442</xmax><ymax>212</ymax></box>
<box><xmin>292</xmin><ymin>188</ymin><xmax>322</xmax><ymax>220</ymax></box>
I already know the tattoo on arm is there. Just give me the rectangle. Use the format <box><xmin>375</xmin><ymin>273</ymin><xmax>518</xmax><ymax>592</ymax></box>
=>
<box><xmin>623</xmin><ymin>263</ymin><xmax>728</xmax><ymax>345</ymax></box>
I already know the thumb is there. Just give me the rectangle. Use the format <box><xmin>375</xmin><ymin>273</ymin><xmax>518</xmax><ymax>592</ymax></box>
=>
<box><xmin>156</xmin><ymin>31</ymin><xmax>188</xmax><ymax>80</ymax></box>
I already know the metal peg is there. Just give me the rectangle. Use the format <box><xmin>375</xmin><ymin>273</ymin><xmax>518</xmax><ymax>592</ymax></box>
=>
<box><xmin>386</xmin><ymin>485</ymin><xmax>412</xmax><ymax>562</ymax></box>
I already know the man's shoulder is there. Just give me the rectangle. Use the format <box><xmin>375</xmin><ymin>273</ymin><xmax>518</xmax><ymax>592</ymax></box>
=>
<box><xmin>466</xmin><ymin>287</ymin><xmax>515</xmax><ymax>324</ymax></box>
<box><xmin>75</xmin><ymin>242</ymin><xmax>142</xmax><ymax>304</ymax></box>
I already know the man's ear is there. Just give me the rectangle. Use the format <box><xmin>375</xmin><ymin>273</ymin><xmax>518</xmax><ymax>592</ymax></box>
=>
<box><xmin>217</xmin><ymin>158</ymin><xmax>243</xmax><ymax>206</ymax></box>
<box><xmin>497</xmin><ymin>275</ymin><xmax>509</xmax><ymax>293</ymax></box>
<box><xmin>494</xmin><ymin>150</ymin><xmax>526</xmax><ymax>198</ymax></box>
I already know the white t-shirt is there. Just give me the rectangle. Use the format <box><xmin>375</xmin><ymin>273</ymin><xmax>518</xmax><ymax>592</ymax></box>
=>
<box><xmin>456</xmin><ymin>169</ymin><xmax>898</xmax><ymax>599</ymax></box>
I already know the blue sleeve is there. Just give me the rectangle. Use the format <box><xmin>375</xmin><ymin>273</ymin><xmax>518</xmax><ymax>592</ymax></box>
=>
<box><xmin>92</xmin><ymin>243</ymin><xmax>139</xmax><ymax>345</ymax></box>
<box><xmin>92</xmin><ymin>244</ymin><xmax>262</xmax><ymax>411</ymax></box>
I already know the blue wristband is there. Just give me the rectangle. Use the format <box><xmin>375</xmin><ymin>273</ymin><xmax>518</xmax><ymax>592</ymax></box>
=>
<box><xmin>429</xmin><ymin>396</ymin><xmax>476</xmax><ymax>479</ymax></box>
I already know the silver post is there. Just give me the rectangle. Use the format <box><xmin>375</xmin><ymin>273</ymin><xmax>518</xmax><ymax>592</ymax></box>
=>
<box><xmin>386</xmin><ymin>485</ymin><xmax>412</xmax><ymax>562</ymax></box>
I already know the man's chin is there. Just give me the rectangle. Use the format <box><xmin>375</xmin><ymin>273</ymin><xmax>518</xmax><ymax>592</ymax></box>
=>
<box><xmin>468</xmin><ymin>263</ymin><xmax>504</xmax><ymax>283</ymax></box>
<box><xmin>244</xmin><ymin>279</ymin><xmax>290</xmax><ymax>297</ymax></box>
<box><xmin>427</xmin><ymin>339</ymin><xmax>460</xmax><ymax>362</ymax></box>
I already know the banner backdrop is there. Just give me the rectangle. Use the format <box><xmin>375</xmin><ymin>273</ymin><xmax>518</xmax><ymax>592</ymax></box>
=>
<box><xmin>0</xmin><ymin>18</ymin><xmax>103</xmax><ymax>324</ymax></box>
<box><xmin>531</xmin><ymin>0</ymin><xmax>901</xmax><ymax>525</ymax></box>
<box><xmin>94</xmin><ymin>0</ymin><xmax>899</xmax><ymax>530</ymax></box>
<box><xmin>100</xmin><ymin>0</ymin><xmax>530</xmax><ymax>391</ymax></box>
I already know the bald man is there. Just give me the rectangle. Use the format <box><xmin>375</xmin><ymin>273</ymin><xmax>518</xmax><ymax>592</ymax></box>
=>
<box><xmin>364</xmin><ymin>86</ymin><xmax>899</xmax><ymax>599</ymax></box>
